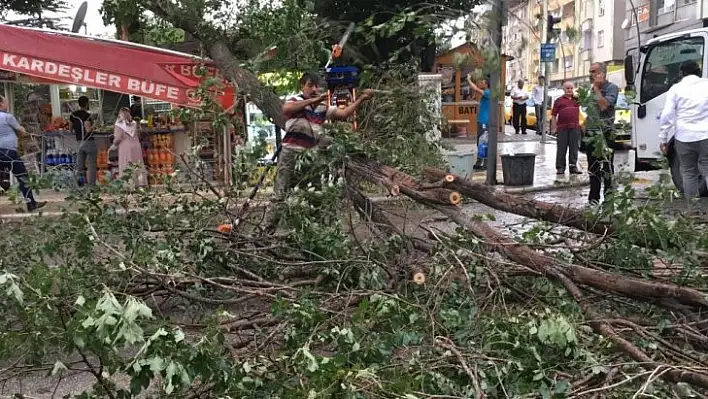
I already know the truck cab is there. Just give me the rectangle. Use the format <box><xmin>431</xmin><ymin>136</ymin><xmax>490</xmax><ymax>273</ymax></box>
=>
<box><xmin>625</xmin><ymin>28</ymin><xmax>708</xmax><ymax>193</ymax></box>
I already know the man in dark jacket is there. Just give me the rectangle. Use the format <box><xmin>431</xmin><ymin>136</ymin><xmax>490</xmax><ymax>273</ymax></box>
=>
<box><xmin>584</xmin><ymin>62</ymin><xmax>619</xmax><ymax>205</ymax></box>
<box><xmin>70</xmin><ymin>96</ymin><xmax>96</xmax><ymax>186</ymax></box>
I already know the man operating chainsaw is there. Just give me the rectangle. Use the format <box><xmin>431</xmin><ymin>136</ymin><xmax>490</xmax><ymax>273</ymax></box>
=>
<box><xmin>263</xmin><ymin>71</ymin><xmax>373</xmax><ymax>233</ymax></box>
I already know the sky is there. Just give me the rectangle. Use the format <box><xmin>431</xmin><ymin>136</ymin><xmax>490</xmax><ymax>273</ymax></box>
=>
<box><xmin>5</xmin><ymin>0</ymin><xmax>116</xmax><ymax>37</ymax></box>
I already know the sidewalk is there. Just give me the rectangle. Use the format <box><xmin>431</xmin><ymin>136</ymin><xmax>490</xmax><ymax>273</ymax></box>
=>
<box><xmin>0</xmin><ymin>129</ymin><xmax>658</xmax><ymax>218</ymax></box>
<box><xmin>442</xmin><ymin>126</ymin><xmax>590</xmax><ymax>192</ymax></box>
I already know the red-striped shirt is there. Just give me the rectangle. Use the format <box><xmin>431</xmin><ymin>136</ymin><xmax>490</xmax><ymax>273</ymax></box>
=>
<box><xmin>552</xmin><ymin>95</ymin><xmax>580</xmax><ymax>129</ymax></box>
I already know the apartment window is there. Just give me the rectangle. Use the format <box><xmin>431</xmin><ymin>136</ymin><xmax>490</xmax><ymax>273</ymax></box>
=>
<box><xmin>583</xmin><ymin>30</ymin><xmax>593</xmax><ymax>50</ymax></box>
<box><xmin>584</xmin><ymin>0</ymin><xmax>592</xmax><ymax>17</ymax></box>
<box><xmin>598</xmin><ymin>0</ymin><xmax>605</xmax><ymax>17</ymax></box>
<box><xmin>598</xmin><ymin>30</ymin><xmax>605</xmax><ymax>48</ymax></box>
<box><xmin>657</xmin><ymin>0</ymin><xmax>675</xmax><ymax>14</ymax></box>
<box><xmin>553</xmin><ymin>58</ymin><xmax>560</xmax><ymax>73</ymax></box>
<box><xmin>564</xmin><ymin>56</ymin><xmax>573</xmax><ymax>70</ymax></box>
<box><xmin>562</xmin><ymin>2</ymin><xmax>574</xmax><ymax>19</ymax></box>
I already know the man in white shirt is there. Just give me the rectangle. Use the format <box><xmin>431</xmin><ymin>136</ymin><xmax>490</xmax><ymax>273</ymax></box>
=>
<box><xmin>659</xmin><ymin>60</ymin><xmax>708</xmax><ymax>203</ymax></box>
<box><xmin>531</xmin><ymin>76</ymin><xmax>545</xmax><ymax>134</ymax></box>
<box><xmin>510</xmin><ymin>79</ymin><xmax>529</xmax><ymax>134</ymax></box>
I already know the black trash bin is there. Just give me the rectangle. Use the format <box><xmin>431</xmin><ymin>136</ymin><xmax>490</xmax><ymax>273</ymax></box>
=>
<box><xmin>501</xmin><ymin>153</ymin><xmax>536</xmax><ymax>186</ymax></box>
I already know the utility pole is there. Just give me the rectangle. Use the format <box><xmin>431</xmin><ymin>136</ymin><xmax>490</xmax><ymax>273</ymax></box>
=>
<box><xmin>540</xmin><ymin>0</ymin><xmax>548</xmax><ymax>144</ymax></box>
<box><xmin>543</xmin><ymin>2</ymin><xmax>562</xmax><ymax>145</ymax></box>
<box><xmin>486</xmin><ymin>0</ymin><xmax>504</xmax><ymax>185</ymax></box>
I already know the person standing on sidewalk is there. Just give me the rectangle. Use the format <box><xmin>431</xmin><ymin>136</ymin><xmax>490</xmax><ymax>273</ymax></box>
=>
<box><xmin>551</xmin><ymin>81</ymin><xmax>582</xmax><ymax>175</ymax></box>
<box><xmin>467</xmin><ymin>73</ymin><xmax>490</xmax><ymax>170</ymax></box>
<box><xmin>0</xmin><ymin>95</ymin><xmax>46</xmax><ymax>212</ymax></box>
<box><xmin>71</xmin><ymin>96</ymin><xmax>97</xmax><ymax>186</ymax></box>
<box><xmin>531</xmin><ymin>76</ymin><xmax>545</xmax><ymax>134</ymax></box>
<box><xmin>658</xmin><ymin>60</ymin><xmax>708</xmax><ymax>206</ymax></box>
<box><xmin>510</xmin><ymin>79</ymin><xmax>529</xmax><ymax>135</ymax></box>
<box><xmin>585</xmin><ymin>62</ymin><xmax>619</xmax><ymax>205</ymax></box>
<box><xmin>264</xmin><ymin>72</ymin><xmax>373</xmax><ymax>233</ymax></box>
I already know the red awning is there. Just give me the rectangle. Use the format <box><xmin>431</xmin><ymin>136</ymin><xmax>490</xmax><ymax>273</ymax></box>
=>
<box><xmin>0</xmin><ymin>24</ymin><xmax>234</xmax><ymax>108</ymax></box>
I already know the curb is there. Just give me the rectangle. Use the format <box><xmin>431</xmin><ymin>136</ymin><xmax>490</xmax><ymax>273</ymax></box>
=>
<box><xmin>500</xmin><ymin>178</ymin><xmax>590</xmax><ymax>194</ymax></box>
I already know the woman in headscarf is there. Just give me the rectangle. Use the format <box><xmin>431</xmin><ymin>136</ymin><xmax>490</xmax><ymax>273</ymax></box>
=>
<box><xmin>109</xmin><ymin>107</ymin><xmax>146</xmax><ymax>187</ymax></box>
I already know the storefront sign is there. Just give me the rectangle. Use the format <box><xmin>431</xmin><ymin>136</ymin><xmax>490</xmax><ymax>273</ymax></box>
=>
<box><xmin>0</xmin><ymin>52</ymin><xmax>233</xmax><ymax>108</ymax></box>
<box><xmin>458</xmin><ymin>105</ymin><xmax>479</xmax><ymax>115</ymax></box>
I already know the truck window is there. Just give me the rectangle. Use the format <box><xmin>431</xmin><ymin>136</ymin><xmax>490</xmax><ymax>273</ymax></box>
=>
<box><xmin>640</xmin><ymin>37</ymin><xmax>704</xmax><ymax>104</ymax></box>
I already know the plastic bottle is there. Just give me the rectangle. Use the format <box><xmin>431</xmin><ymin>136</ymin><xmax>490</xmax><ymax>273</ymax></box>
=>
<box><xmin>478</xmin><ymin>127</ymin><xmax>489</xmax><ymax>159</ymax></box>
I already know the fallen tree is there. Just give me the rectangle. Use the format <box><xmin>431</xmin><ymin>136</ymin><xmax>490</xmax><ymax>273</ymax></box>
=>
<box><xmin>345</xmin><ymin>158</ymin><xmax>708</xmax><ymax>390</ymax></box>
<box><xmin>423</xmin><ymin>166</ymin><xmax>613</xmax><ymax>235</ymax></box>
<box><xmin>2</xmin><ymin>150</ymin><xmax>708</xmax><ymax>397</ymax></box>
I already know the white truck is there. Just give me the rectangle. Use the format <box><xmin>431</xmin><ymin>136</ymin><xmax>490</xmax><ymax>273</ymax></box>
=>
<box><xmin>624</xmin><ymin>28</ymin><xmax>707</xmax><ymax>194</ymax></box>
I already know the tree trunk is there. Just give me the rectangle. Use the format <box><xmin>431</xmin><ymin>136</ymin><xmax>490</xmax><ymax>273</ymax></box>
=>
<box><xmin>423</xmin><ymin>167</ymin><xmax>614</xmax><ymax>236</ymax></box>
<box><xmin>208</xmin><ymin>41</ymin><xmax>286</xmax><ymax>128</ymax></box>
<box><xmin>351</xmin><ymin>160</ymin><xmax>708</xmax><ymax>389</ymax></box>
<box><xmin>352</xmin><ymin>160</ymin><xmax>708</xmax><ymax>309</ymax></box>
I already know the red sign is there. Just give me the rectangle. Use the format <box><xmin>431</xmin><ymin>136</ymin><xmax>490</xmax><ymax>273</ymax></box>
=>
<box><xmin>160</xmin><ymin>62</ymin><xmax>235</xmax><ymax>109</ymax></box>
<box><xmin>0</xmin><ymin>52</ymin><xmax>234</xmax><ymax>107</ymax></box>
<box><xmin>0</xmin><ymin>25</ymin><xmax>235</xmax><ymax>109</ymax></box>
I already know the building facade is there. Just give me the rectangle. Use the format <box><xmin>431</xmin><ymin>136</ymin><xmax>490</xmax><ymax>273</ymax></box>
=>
<box><xmin>503</xmin><ymin>0</ymin><xmax>532</xmax><ymax>85</ymax></box>
<box><xmin>625</xmin><ymin>0</ymin><xmax>707</xmax><ymax>60</ymax></box>
<box><xmin>502</xmin><ymin>0</ymin><xmax>626</xmax><ymax>89</ymax></box>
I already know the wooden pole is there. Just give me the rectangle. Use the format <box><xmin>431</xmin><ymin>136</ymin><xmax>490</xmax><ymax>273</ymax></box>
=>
<box><xmin>486</xmin><ymin>0</ymin><xmax>504</xmax><ymax>186</ymax></box>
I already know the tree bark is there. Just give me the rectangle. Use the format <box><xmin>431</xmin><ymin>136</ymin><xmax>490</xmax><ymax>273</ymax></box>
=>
<box><xmin>423</xmin><ymin>167</ymin><xmax>614</xmax><ymax>235</ymax></box>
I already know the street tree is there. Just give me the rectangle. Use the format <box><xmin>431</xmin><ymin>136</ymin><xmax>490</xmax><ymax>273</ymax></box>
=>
<box><xmin>314</xmin><ymin>0</ymin><xmax>483</xmax><ymax>71</ymax></box>
<box><xmin>0</xmin><ymin>0</ymin><xmax>65</xmax><ymax>15</ymax></box>
<box><xmin>0</xmin><ymin>0</ymin><xmax>67</xmax><ymax>28</ymax></box>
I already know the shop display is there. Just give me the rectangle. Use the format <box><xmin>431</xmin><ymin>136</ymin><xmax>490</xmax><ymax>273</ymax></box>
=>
<box><xmin>96</xmin><ymin>148</ymin><xmax>117</xmax><ymax>185</ymax></box>
<box><xmin>59</xmin><ymin>86</ymin><xmax>101</xmax><ymax>122</ymax></box>
<box><xmin>146</xmin><ymin>133</ymin><xmax>175</xmax><ymax>185</ymax></box>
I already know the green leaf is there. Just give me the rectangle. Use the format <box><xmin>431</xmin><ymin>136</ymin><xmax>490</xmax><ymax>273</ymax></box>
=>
<box><xmin>7</xmin><ymin>284</ymin><xmax>23</xmax><ymax>305</ymax></box>
<box><xmin>51</xmin><ymin>361</ymin><xmax>67</xmax><ymax>376</ymax></box>
<box><xmin>554</xmin><ymin>379</ymin><xmax>571</xmax><ymax>395</ymax></box>
<box><xmin>165</xmin><ymin>361</ymin><xmax>178</xmax><ymax>394</ymax></box>
<box><xmin>146</xmin><ymin>356</ymin><xmax>165</xmax><ymax>373</ymax></box>
<box><xmin>81</xmin><ymin>316</ymin><xmax>95</xmax><ymax>329</ymax></box>
<box><xmin>173</xmin><ymin>329</ymin><xmax>185</xmax><ymax>343</ymax></box>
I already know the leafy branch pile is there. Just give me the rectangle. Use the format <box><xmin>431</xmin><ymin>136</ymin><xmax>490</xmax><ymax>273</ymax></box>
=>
<box><xmin>1</xmin><ymin>74</ymin><xmax>708</xmax><ymax>398</ymax></box>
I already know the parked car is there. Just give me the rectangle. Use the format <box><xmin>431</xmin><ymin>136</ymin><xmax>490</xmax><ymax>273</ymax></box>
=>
<box><xmin>504</xmin><ymin>90</ymin><xmax>629</xmax><ymax>134</ymax></box>
<box><xmin>504</xmin><ymin>98</ymin><xmax>538</xmax><ymax>128</ymax></box>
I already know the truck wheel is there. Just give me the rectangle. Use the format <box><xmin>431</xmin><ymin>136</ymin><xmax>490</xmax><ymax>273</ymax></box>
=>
<box><xmin>668</xmin><ymin>150</ymin><xmax>708</xmax><ymax>197</ymax></box>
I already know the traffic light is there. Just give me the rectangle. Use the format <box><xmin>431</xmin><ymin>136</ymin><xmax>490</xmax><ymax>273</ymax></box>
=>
<box><xmin>546</xmin><ymin>13</ymin><xmax>562</xmax><ymax>43</ymax></box>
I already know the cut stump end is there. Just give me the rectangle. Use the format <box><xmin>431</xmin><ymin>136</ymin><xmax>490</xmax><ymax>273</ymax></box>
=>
<box><xmin>217</xmin><ymin>224</ymin><xmax>233</xmax><ymax>234</ymax></box>
<box><xmin>449</xmin><ymin>192</ymin><xmax>462</xmax><ymax>205</ymax></box>
<box><xmin>413</xmin><ymin>272</ymin><xmax>426</xmax><ymax>285</ymax></box>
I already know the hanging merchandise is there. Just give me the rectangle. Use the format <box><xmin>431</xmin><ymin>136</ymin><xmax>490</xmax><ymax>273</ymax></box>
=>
<box><xmin>145</xmin><ymin>133</ymin><xmax>175</xmax><ymax>185</ymax></box>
